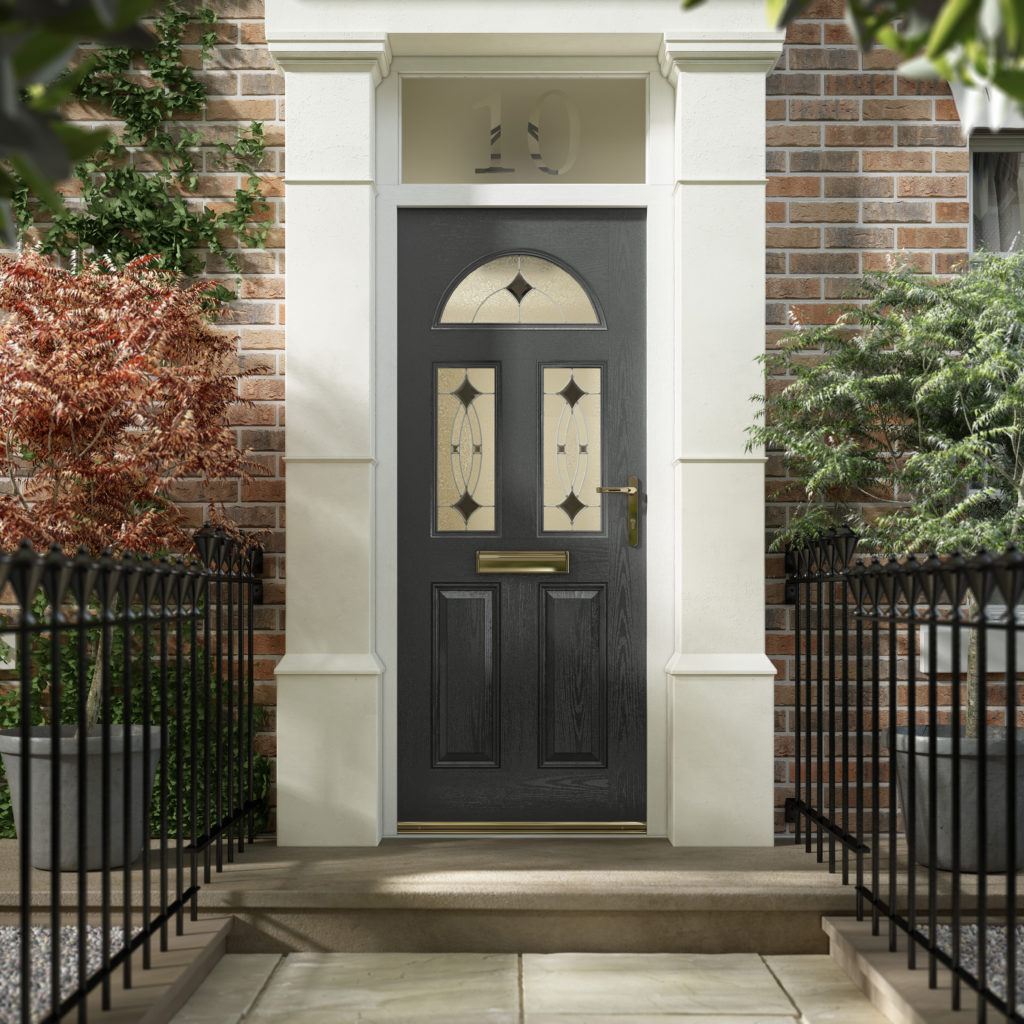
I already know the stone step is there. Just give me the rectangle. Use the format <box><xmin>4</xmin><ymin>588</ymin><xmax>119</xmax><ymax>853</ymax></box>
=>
<box><xmin>1</xmin><ymin>837</ymin><xmax>860</xmax><ymax>954</ymax></box>
<box><xmin>190</xmin><ymin>837</ymin><xmax>857</xmax><ymax>955</ymax></box>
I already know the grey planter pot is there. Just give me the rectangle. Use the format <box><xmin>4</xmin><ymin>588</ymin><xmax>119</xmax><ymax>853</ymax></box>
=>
<box><xmin>0</xmin><ymin>725</ymin><xmax>163</xmax><ymax>871</ymax></box>
<box><xmin>887</xmin><ymin>725</ymin><xmax>1024</xmax><ymax>873</ymax></box>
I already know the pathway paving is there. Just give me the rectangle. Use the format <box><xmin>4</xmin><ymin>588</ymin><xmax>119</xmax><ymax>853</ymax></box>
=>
<box><xmin>170</xmin><ymin>951</ymin><xmax>891</xmax><ymax>1023</ymax></box>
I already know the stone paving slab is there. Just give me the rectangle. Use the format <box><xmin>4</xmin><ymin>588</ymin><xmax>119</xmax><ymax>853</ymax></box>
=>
<box><xmin>167</xmin><ymin>953</ymin><xmax>280</xmax><ymax>1023</ymax></box>
<box><xmin>524</xmin><ymin>1018</ymin><xmax>794</xmax><ymax>1023</ymax></box>
<box><xmin>171</xmin><ymin>952</ymin><xmax>892</xmax><ymax>1024</ymax></box>
<box><xmin>766</xmin><ymin>954</ymin><xmax>892</xmax><ymax>1024</ymax></box>
<box><xmin>521</xmin><ymin>953</ymin><xmax>795</xmax><ymax>1016</ymax></box>
<box><xmin>244</xmin><ymin>952</ymin><xmax>519</xmax><ymax>1023</ymax></box>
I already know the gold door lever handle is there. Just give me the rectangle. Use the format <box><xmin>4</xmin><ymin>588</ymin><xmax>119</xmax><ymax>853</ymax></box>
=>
<box><xmin>597</xmin><ymin>476</ymin><xmax>640</xmax><ymax>547</ymax></box>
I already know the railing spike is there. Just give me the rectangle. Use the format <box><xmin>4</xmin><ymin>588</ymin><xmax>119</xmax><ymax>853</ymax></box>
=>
<box><xmin>918</xmin><ymin>552</ymin><xmax>945</xmax><ymax>609</ymax></box>
<box><xmin>962</xmin><ymin>549</ymin><xmax>996</xmax><ymax>610</ymax></box>
<box><xmin>194</xmin><ymin>523</ymin><xmax>215</xmax><ymax>566</ymax></box>
<box><xmin>41</xmin><ymin>543</ymin><xmax>75</xmax><ymax>624</ymax></box>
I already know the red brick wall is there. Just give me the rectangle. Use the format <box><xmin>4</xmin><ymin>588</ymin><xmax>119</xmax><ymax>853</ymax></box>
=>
<box><xmin>57</xmin><ymin>1</ymin><xmax>287</xmax><ymax>829</ymax></box>
<box><xmin>764</xmin><ymin>3</ymin><xmax>970</xmax><ymax>835</ymax></box>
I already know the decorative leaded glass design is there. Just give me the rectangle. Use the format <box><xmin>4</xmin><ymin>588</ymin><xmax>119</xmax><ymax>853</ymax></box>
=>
<box><xmin>542</xmin><ymin>366</ymin><xmax>602</xmax><ymax>532</ymax></box>
<box><xmin>438</xmin><ymin>254</ymin><xmax>600</xmax><ymax>326</ymax></box>
<box><xmin>436</xmin><ymin>367</ymin><xmax>496</xmax><ymax>532</ymax></box>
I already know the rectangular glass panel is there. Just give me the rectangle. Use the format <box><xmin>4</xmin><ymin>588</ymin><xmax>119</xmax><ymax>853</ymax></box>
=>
<box><xmin>542</xmin><ymin>366</ymin><xmax>601</xmax><ymax>532</ymax></box>
<box><xmin>973</xmin><ymin>150</ymin><xmax>1024</xmax><ymax>252</ymax></box>
<box><xmin>436</xmin><ymin>367</ymin><xmax>496</xmax><ymax>532</ymax></box>
<box><xmin>403</xmin><ymin>77</ymin><xmax>646</xmax><ymax>185</ymax></box>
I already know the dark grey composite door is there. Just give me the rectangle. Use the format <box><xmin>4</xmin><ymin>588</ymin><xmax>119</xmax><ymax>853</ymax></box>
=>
<box><xmin>397</xmin><ymin>208</ymin><xmax>646</xmax><ymax>827</ymax></box>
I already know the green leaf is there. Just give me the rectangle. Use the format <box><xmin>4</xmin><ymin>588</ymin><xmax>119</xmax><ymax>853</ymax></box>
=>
<box><xmin>9</xmin><ymin>29</ymin><xmax>81</xmax><ymax>83</ymax></box>
<box><xmin>50</xmin><ymin>121</ymin><xmax>112</xmax><ymax>163</ymax></box>
<box><xmin>1000</xmin><ymin>0</ymin><xmax>1023</xmax><ymax>50</ymax></box>
<box><xmin>897</xmin><ymin>55</ymin><xmax>944</xmax><ymax>80</ymax></box>
<box><xmin>991</xmin><ymin>67</ymin><xmax>1024</xmax><ymax>98</ymax></box>
<box><xmin>926</xmin><ymin>0</ymin><xmax>984</xmax><ymax>57</ymax></box>
<box><xmin>767</xmin><ymin>0</ymin><xmax>814</xmax><ymax>27</ymax></box>
<box><xmin>8</xmin><ymin>154</ymin><xmax>61</xmax><ymax>216</ymax></box>
<box><xmin>32</xmin><ymin>58</ymin><xmax>99</xmax><ymax>108</ymax></box>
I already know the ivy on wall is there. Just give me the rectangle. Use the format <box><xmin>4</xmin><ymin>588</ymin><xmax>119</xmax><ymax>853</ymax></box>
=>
<box><xmin>12</xmin><ymin>3</ymin><xmax>270</xmax><ymax>302</ymax></box>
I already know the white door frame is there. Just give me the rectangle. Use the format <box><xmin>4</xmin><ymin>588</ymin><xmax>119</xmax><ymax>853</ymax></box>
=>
<box><xmin>375</xmin><ymin>58</ymin><xmax>676</xmax><ymax>836</ymax></box>
<box><xmin>269</xmin><ymin>15</ymin><xmax>782</xmax><ymax>847</ymax></box>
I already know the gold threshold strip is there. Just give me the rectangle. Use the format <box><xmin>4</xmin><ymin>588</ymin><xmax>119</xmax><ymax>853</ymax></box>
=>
<box><xmin>397</xmin><ymin>821</ymin><xmax>647</xmax><ymax>835</ymax></box>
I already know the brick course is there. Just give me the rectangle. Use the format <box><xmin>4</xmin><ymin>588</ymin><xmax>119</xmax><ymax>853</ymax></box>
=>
<box><xmin>764</xmin><ymin>19</ymin><xmax>969</xmax><ymax>835</ymax></box>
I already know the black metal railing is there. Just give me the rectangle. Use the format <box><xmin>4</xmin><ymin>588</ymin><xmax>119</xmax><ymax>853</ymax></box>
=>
<box><xmin>788</xmin><ymin>528</ymin><xmax>1024</xmax><ymax>1022</ymax></box>
<box><xmin>0</xmin><ymin>527</ymin><xmax>264</xmax><ymax>1023</ymax></box>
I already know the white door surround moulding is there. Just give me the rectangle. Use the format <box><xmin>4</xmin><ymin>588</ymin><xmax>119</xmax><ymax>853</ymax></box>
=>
<box><xmin>675</xmin><ymin>456</ymin><xmax>768</xmax><ymax>464</ymax></box>
<box><xmin>270</xmin><ymin>36</ymin><xmax>392</xmax><ymax>78</ymax></box>
<box><xmin>276</xmin><ymin>653</ymin><xmax>386</xmax><ymax>676</ymax></box>
<box><xmin>286</xmin><ymin>179</ymin><xmax>378</xmax><ymax>187</ymax></box>
<box><xmin>659</xmin><ymin>34</ymin><xmax>787</xmax><ymax>77</ymax></box>
<box><xmin>676</xmin><ymin>179</ymin><xmax>768</xmax><ymax>187</ymax></box>
<box><xmin>283</xmin><ymin>456</ymin><xmax>378</xmax><ymax>464</ymax></box>
<box><xmin>265</xmin><ymin>0</ymin><xmax>778</xmax><ymax>49</ymax></box>
<box><xmin>267</xmin><ymin>9</ymin><xmax>782</xmax><ymax>847</ymax></box>
<box><xmin>666</xmin><ymin>653</ymin><xmax>776</xmax><ymax>676</ymax></box>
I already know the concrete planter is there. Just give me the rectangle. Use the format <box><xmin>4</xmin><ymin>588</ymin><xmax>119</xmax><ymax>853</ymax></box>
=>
<box><xmin>888</xmin><ymin>725</ymin><xmax>1024</xmax><ymax>873</ymax></box>
<box><xmin>0</xmin><ymin>725</ymin><xmax>162</xmax><ymax>871</ymax></box>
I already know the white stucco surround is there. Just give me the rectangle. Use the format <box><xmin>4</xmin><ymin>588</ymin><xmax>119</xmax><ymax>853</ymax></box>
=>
<box><xmin>267</xmin><ymin>0</ymin><xmax>783</xmax><ymax>847</ymax></box>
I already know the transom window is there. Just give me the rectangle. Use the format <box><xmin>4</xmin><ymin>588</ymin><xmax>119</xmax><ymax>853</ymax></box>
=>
<box><xmin>436</xmin><ymin>252</ymin><xmax>602</xmax><ymax>327</ymax></box>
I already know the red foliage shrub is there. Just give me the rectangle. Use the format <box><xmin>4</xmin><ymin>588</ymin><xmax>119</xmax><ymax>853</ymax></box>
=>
<box><xmin>0</xmin><ymin>252</ymin><xmax>264</xmax><ymax>554</ymax></box>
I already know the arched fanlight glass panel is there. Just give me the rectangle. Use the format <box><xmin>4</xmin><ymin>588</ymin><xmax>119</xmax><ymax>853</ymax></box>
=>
<box><xmin>437</xmin><ymin>253</ymin><xmax>602</xmax><ymax>326</ymax></box>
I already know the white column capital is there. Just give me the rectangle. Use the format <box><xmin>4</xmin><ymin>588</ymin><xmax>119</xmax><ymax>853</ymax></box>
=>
<box><xmin>659</xmin><ymin>32</ymin><xmax>783</xmax><ymax>82</ymax></box>
<box><xmin>268</xmin><ymin>34</ymin><xmax>393</xmax><ymax>82</ymax></box>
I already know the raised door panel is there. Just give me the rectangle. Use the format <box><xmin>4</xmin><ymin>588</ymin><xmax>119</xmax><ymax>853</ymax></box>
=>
<box><xmin>539</xmin><ymin>585</ymin><xmax>607</xmax><ymax>767</ymax></box>
<box><xmin>432</xmin><ymin>586</ymin><xmax>500</xmax><ymax>766</ymax></box>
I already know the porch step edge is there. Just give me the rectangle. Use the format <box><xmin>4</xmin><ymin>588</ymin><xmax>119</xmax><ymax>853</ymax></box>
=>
<box><xmin>89</xmin><ymin>915</ymin><xmax>232</xmax><ymax>1024</ymax></box>
<box><xmin>194</xmin><ymin>883</ymin><xmax>858</xmax><ymax>913</ymax></box>
<box><xmin>824</xmin><ymin>915</ymin><xmax>972</xmax><ymax>1024</ymax></box>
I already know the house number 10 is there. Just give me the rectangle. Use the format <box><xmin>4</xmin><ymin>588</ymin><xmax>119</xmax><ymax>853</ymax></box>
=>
<box><xmin>473</xmin><ymin>90</ymin><xmax>581</xmax><ymax>177</ymax></box>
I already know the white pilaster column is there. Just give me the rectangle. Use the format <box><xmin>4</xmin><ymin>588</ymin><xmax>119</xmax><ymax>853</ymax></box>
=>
<box><xmin>661</xmin><ymin>35</ymin><xmax>783</xmax><ymax>846</ymax></box>
<box><xmin>270</xmin><ymin>38</ymin><xmax>391</xmax><ymax>846</ymax></box>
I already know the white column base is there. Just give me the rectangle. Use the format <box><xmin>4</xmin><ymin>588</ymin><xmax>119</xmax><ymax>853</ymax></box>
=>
<box><xmin>276</xmin><ymin>656</ymin><xmax>383</xmax><ymax>846</ymax></box>
<box><xmin>666</xmin><ymin>654</ymin><xmax>776</xmax><ymax>846</ymax></box>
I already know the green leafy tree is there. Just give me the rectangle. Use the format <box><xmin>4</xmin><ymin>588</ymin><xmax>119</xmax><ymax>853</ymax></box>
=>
<box><xmin>683</xmin><ymin>0</ymin><xmax>1024</xmax><ymax>108</ymax></box>
<box><xmin>0</xmin><ymin>0</ymin><xmax>155</xmax><ymax>242</ymax></box>
<box><xmin>751</xmin><ymin>251</ymin><xmax>1024</xmax><ymax>733</ymax></box>
<box><xmin>11</xmin><ymin>4</ymin><xmax>270</xmax><ymax>302</ymax></box>
<box><xmin>751</xmin><ymin>252</ymin><xmax>1024</xmax><ymax>554</ymax></box>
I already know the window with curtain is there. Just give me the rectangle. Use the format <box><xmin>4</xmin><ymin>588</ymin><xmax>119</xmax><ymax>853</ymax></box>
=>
<box><xmin>973</xmin><ymin>149</ymin><xmax>1024</xmax><ymax>253</ymax></box>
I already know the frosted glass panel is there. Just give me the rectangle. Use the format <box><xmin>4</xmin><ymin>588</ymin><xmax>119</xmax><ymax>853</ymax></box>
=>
<box><xmin>437</xmin><ymin>368</ymin><xmax>496</xmax><ymax>532</ymax></box>
<box><xmin>403</xmin><ymin>77</ymin><xmax>646</xmax><ymax>184</ymax></box>
<box><xmin>439</xmin><ymin>253</ymin><xmax>599</xmax><ymax>326</ymax></box>
<box><xmin>543</xmin><ymin>366</ymin><xmax>602</xmax><ymax>532</ymax></box>
<box><xmin>973</xmin><ymin>150</ymin><xmax>1024</xmax><ymax>252</ymax></box>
